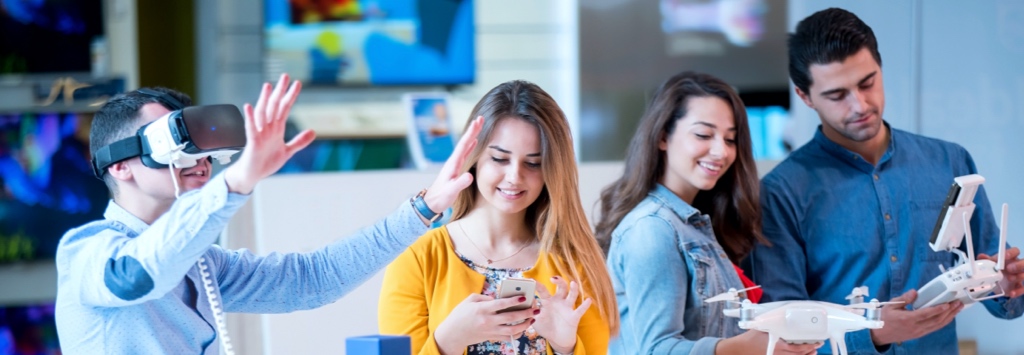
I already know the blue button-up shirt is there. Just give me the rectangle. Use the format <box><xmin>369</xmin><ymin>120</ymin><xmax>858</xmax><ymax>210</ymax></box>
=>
<box><xmin>55</xmin><ymin>173</ymin><xmax>428</xmax><ymax>354</ymax></box>
<box><xmin>607</xmin><ymin>184</ymin><xmax>744</xmax><ymax>355</ymax></box>
<box><xmin>747</xmin><ymin>124</ymin><xmax>1023</xmax><ymax>354</ymax></box>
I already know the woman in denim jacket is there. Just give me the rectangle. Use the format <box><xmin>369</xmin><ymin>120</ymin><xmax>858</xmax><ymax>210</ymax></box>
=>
<box><xmin>594</xmin><ymin>72</ymin><xmax>820</xmax><ymax>355</ymax></box>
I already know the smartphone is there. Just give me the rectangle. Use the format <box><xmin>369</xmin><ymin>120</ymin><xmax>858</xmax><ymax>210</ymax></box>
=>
<box><xmin>929</xmin><ymin>182</ymin><xmax>962</xmax><ymax>244</ymax></box>
<box><xmin>496</xmin><ymin>277</ymin><xmax>536</xmax><ymax>313</ymax></box>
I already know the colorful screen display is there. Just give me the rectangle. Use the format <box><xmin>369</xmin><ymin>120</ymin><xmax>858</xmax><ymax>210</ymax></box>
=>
<box><xmin>0</xmin><ymin>112</ymin><xmax>108</xmax><ymax>264</ymax></box>
<box><xmin>0</xmin><ymin>0</ymin><xmax>104</xmax><ymax>74</ymax></box>
<box><xmin>404</xmin><ymin>94</ymin><xmax>454</xmax><ymax>169</ymax></box>
<box><xmin>0</xmin><ymin>302</ymin><xmax>59</xmax><ymax>355</ymax></box>
<box><xmin>264</xmin><ymin>0</ymin><xmax>474</xmax><ymax>86</ymax></box>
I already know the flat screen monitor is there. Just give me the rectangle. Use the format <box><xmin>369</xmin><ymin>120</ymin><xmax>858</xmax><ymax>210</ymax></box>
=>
<box><xmin>0</xmin><ymin>112</ymin><xmax>109</xmax><ymax>264</ymax></box>
<box><xmin>0</xmin><ymin>0</ymin><xmax>104</xmax><ymax>75</ymax></box>
<box><xmin>746</xmin><ymin>105</ymin><xmax>790</xmax><ymax>160</ymax></box>
<box><xmin>0</xmin><ymin>302</ymin><xmax>59</xmax><ymax>354</ymax></box>
<box><xmin>264</xmin><ymin>0</ymin><xmax>475</xmax><ymax>86</ymax></box>
<box><xmin>579</xmin><ymin>0</ymin><xmax>790</xmax><ymax>161</ymax></box>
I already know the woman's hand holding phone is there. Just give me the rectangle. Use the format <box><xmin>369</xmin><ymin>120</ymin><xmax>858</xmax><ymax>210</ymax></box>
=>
<box><xmin>532</xmin><ymin>276</ymin><xmax>593</xmax><ymax>354</ymax></box>
<box><xmin>432</xmin><ymin>293</ymin><xmax>538</xmax><ymax>355</ymax></box>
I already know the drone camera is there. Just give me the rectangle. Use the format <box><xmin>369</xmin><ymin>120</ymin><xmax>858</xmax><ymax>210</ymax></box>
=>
<box><xmin>785</xmin><ymin>308</ymin><xmax>830</xmax><ymax>339</ymax></box>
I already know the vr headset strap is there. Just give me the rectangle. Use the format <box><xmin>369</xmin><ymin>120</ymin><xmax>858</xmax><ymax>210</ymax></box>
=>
<box><xmin>91</xmin><ymin>137</ymin><xmax>145</xmax><ymax>179</ymax></box>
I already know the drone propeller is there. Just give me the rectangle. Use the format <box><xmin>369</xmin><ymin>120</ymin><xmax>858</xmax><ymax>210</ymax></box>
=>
<box><xmin>705</xmin><ymin>285</ymin><xmax>761</xmax><ymax>303</ymax></box>
<box><xmin>845</xmin><ymin>286</ymin><xmax>870</xmax><ymax>303</ymax></box>
<box><xmin>845</xmin><ymin>298</ymin><xmax>904</xmax><ymax>309</ymax></box>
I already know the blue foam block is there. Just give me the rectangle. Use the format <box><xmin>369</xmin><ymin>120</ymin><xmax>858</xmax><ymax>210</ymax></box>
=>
<box><xmin>346</xmin><ymin>335</ymin><xmax>411</xmax><ymax>355</ymax></box>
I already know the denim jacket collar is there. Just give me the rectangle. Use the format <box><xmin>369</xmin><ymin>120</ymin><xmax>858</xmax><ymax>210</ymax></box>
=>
<box><xmin>813</xmin><ymin>121</ymin><xmax>896</xmax><ymax>173</ymax></box>
<box><xmin>103</xmin><ymin>200</ymin><xmax>149</xmax><ymax>234</ymax></box>
<box><xmin>649</xmin><ymin>184</ymin><xmax>708</xmax><ymax>227</ymax></box>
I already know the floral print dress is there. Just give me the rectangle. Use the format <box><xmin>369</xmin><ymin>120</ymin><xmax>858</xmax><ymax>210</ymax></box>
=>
<box><xmin>457</xmin><ymin>252</ymin><xmax>547</xmax><ymax>355</ymax></box>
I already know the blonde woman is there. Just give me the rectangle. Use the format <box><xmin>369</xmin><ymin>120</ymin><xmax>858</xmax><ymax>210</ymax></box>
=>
<box><xmin>379</xmin><ymin>80</ymin><xmax>618</xmax><ymax>355</ymax></box>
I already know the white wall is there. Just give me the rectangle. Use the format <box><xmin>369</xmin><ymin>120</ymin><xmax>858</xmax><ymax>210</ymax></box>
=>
<box><xmin>249</xmin><ymin>169</ymin><xmax>436</xmax><ymax>355</ymax></box>
<box><xmin>788</xmin><ymin>1</ymin><xmax>1024</xmax><ymax>354</ymax></box>
<box><xmin>917</xmin><ymin>2</ymin><xmax>1024</xmax><ymax>354</ymax></box>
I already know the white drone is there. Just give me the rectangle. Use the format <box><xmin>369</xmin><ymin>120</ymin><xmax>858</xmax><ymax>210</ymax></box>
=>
<box><xmin>914</xmin><ymin>174</ymin><xmax>1010</xmax><ymax>309</ymax></box>
<box><xmin>705</xmin><ymin>285</ymin><xmax>900</xmax><ymax>355</ymax></box>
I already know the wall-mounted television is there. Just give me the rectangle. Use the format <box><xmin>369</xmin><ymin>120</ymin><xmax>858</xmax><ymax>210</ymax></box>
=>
<box><xmin>0</xmin><ymin>112</ymin><xmax>108</xmax><ymax>264</ymax></box>
<box><xmin>0</xmin><ymin>302</ymin><xmax>59</xmax><ymax>354</ymax></box>
<box><xmin>264</xmin><ymin>0</ymin><xmax>475</xmax><ymax>86</ymax></box>
<box><xmin>578</xmin><ymin>0</ymin><xmax>790</xmax><ymax>161</ymax></box>
<box><xmin>0</xmin><ymin>0</ymin><xmax>104</xmax><ymax>75</ymax></box>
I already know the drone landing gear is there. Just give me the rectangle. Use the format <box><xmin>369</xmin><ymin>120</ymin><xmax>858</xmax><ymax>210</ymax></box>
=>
<box><xmin>830</xmin><ymin>333</ymin><xmax>848</xmax><ymax>355</ymax></box>
<box><xmin>766</xmin><ymin>335</ymin><xmax>778</xmax><ymax>355</ymax></box>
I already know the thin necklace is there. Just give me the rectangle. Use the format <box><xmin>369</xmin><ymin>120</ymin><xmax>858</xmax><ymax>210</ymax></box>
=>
<box><xmin>456</xmin><ymin>221</ymin><xmax>533</xmax><ymax>265</ymax></box>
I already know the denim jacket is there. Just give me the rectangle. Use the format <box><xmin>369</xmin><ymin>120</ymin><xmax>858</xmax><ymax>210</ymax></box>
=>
<box><xmin>607</xmin><ymin>184</ymin><xmax>744</xmax><ymax>355</ymax></box>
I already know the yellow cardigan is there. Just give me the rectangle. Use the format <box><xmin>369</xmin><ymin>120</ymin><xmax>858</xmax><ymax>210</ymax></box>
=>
<box><xmin>379</xmin><ymin>226</ymin><xmax>610</xmax><ymax>355</ymax></box>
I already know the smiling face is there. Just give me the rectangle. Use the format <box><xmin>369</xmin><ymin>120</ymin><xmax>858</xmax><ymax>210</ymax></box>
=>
<box><xmin>658</xmin><ymin>96</ymin><xmax>737</xmax><ymax>204</ymax></box>
<box><xmin>796</xmin><ymin>47</ymin><xmax>886</xmax><ymax>147</ymax></box>
<box><xmin>472</xmin><ymin>117</ymin><xmax>545</xmax><ymax>217</ymax></box>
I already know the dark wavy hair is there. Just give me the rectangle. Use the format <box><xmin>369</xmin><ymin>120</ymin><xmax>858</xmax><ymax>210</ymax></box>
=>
<box><xmin>594</xmin><ymin>71</ymin><xmax>766</xmax><ymax>263</ymax></box>
<box><xmin>789</xmin><ymin>7</ymin><xmax>882</xmax><ymax>94</ymax></box>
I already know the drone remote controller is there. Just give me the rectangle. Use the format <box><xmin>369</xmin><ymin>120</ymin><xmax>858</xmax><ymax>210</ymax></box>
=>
<box><xmin>914</xmin><ymin>174</ymin><xmax>1008</xmax><ymax>309</ymax></box>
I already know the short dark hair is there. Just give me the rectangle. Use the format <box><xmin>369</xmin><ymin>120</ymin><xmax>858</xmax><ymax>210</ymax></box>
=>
<box><xmin>788</xmin><ymin>8</ymin><xmax>882</xmax><ymax>94</ymax></box>
<box><xmin>90</xmin><ymin>87</ymin><xmax>192</xmax><ymax>192</ymax></box>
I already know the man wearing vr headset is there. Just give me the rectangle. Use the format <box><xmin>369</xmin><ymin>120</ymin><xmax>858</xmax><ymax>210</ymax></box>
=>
<box><xmin>53</xmin><ymin>74</ymin><xmax>483</xmax><ymax>354</ymax></box>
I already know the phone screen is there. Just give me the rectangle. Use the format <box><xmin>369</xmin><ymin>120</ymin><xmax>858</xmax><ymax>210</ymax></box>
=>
<box><xmin>930</xmin><ymin>182</ymin><xmax>962</xmax><ymax>244</ymax></box>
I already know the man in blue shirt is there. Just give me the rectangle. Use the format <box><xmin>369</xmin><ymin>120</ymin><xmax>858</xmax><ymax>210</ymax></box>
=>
<box><xmin>53</xmin><ymin>75</ymin><xmax>501</xmax><ymax>354</ymax></box>
<box><xmin>747</xmin><ymin>8</ymin><xmax>1024</xmax><ymax>354</ymax></box>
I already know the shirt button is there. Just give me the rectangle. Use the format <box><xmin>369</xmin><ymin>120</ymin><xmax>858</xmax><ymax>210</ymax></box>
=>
<box><xmin>873</xmin><ymin>174</ymin><xmax>879</xmax><ymax>180</ymax></box>
<box><xmin>891</xmin><ymin>255</ymin><xmax>898</xmax><ymax>262</ymax></box>
<box><xmin>884</xmin><ymin>213</ymin><xmax>891</xmax><ymax>221</ymax></box>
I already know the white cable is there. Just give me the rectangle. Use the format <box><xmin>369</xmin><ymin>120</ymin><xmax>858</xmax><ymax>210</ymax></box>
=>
<box><xmin>169</xmin><ymin>164</ymin><xmax>182</xmax><ymax>199</ymax></box>
<box><xmin>170</xmin><ymin>144</ymin><xmax>233</xmax><ymax>354</ymax></box>
<box><xmin>167</xmin><ymin>144</ymin><xmax>188</xmax><ymax>198</ymax></box>
<box><xmin>198</xmin><ymin>256</ymin><xmax>235</xmax><ymax>355</ymax></box>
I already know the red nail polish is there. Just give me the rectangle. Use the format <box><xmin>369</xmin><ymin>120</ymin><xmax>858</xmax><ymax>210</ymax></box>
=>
<box><xmin>530</xmin><ymin>319</ymin><xmax>536</xmax><ymax>325</ymax></box>
<box><xmin>518</xmin><ymin>296</ymin><xmax>527</xmax><ymax>302</ymax></box>
<box><xmin>534</xmin><ymin>309</ymin><xmax>541</xmax><ymax>315</ymax></box>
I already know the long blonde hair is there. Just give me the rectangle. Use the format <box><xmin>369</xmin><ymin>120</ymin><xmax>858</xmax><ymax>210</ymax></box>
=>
<box><xmin>451</xmin><ymin>80</ymin><xmax>619</xmax><ymax>334</ymax></box>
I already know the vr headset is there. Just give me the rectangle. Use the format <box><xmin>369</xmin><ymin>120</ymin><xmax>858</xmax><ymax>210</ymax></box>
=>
<box><xmin>91</xmin><ymin>89</ymin><xmax>246</xmax><ymax>179</ymax></box>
